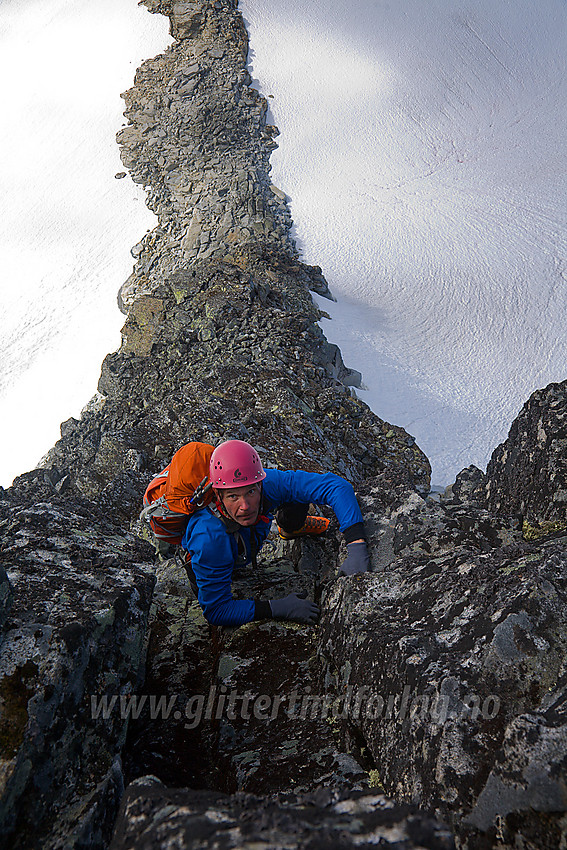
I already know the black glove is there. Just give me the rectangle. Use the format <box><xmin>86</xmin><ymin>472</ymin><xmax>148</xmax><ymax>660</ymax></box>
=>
<box><xmin>269</xmin><ymin>592</ymin><xmax>320</xmax><ymax>624</ymax></box>
<box><xmin>339</xmin><ymin>541</ymin><xmax>370</xmax><ymax>576</ymax></box>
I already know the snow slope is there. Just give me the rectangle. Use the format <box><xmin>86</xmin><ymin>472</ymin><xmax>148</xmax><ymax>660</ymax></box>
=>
<box><xmin>0</xmin><ymin>0</ymin><xmax>171</xmax><ymax>486</ymax></box>
<box><xmin>240</xmin><ymin>0</ymin><xmax>567</xmax><ymax>484</ymax></box>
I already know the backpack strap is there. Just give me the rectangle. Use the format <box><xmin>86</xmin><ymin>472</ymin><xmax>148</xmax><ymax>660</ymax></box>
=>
<box><xmin>139</xmin><ymin>494</ymin><xmax>170</xmax><ymax>523</ymax></box>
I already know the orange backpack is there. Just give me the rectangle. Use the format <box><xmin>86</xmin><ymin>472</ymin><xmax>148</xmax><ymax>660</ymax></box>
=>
<box><xmin>141</xmin><ymin>442</ymin><xmax>215</xmax><ymax>546</ymax></box>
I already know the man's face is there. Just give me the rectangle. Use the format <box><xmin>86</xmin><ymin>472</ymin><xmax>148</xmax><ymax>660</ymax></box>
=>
<box><xmin>219</xmin><ymin>484</ymin><xmax>262</xmax><ymax>526</ymax></box>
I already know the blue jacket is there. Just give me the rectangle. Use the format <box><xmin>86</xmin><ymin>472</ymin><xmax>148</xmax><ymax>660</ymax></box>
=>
<box><xmin>182</xmin><ymin>468</ymin><xmax>364</xmax><ymax>627</ymax></box>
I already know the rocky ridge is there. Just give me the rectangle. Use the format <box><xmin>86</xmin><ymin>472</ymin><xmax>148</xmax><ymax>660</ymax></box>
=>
<box><xmin>0</xmin><ymin>0</ymin><xmax>566</xmax><ymax>848</ymax></box>
<box><xmin>115</xmin><ymin>0</ymin><xmax>298</xmax><ymax>307</ymax></box>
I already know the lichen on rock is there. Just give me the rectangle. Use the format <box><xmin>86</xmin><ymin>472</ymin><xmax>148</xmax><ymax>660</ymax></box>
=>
<box><xmin>0</xmin><ymin>473</ymin><xmax>156</xmax><ymax>848</ymax></box>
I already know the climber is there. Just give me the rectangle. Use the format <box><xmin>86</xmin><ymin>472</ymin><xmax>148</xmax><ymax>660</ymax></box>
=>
<box><xmin>180</xmin><ymin>439</ymin><xmax>370</xmax><ymax>627</ymax></box>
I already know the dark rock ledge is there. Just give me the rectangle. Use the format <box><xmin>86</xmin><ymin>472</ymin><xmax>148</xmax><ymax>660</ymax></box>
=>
<box><xmin>1</xmin><ymin>1</ymin><xmax>566</xmax><ymax>848</ymax></box>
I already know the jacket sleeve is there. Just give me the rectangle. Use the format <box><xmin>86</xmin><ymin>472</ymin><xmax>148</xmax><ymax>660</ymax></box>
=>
<box><xmin>263</xmin><ymin>469</ymin><xmax>365</xmax><ymax>539</ymax></box>
<box><xmin>183</xmin><ymin>514</ymin><xmax>258</xmax><ymax>626</ymax></box>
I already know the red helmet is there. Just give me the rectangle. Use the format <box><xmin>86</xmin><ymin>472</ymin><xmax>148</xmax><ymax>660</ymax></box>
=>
<box><xmin>209</xmin><ymin>440</ymin><xmax>266</xmax><ymax>488</ymax></box>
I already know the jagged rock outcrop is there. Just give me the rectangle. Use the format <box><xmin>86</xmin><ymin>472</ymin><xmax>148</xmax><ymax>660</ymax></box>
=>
<box><xmin>484</xmin><ymin>380</ymin><xmax>567</xmax><ymax>531</ymax></box>
<box><xmin>303</xmin><ymin>370</ymin><xmax>566</xmax><ymax>850</ymax></box>
<box><xmin>320</xmin><ymin>529</ymin><xmax>567</xmax><ymax>847</ymax></box>
<box><xmin>442</xmin><ymin>464</ymin><xmax>487</xmax><ymax>507</ymax></box>
<box><xmin>116</xmin><ymin>0</ymin><xmax>298</xmax><ymax>300</ymax></box>
<box><xmin>110</xmin><ymin>777</ymin><xmax>455</xmax><ymax>849</ymax></box>
<box><xmin>314</xmin><ymin>381</ymin><xmax>567</xmax><ymax>847</ymax></box>
<box><xmin>0</xmin><ymin>473</ymin><xmax>156</xmax><ymax>849</ymax></box>
<box><xmin>43</xmin><ymin>253</ymin><xmax>429</xmax><ymax>507</ymax></box>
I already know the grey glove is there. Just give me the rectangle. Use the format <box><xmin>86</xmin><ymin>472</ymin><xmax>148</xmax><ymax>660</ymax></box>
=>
<box><xmin>339</xmin><ymin>541</ymin><xmax>370</xmax><ymax>576</ymax></box>
<box><xmin>269</xmin><ymin>592</ymin><xmax>320</xmax><ymax>624</ymax></box>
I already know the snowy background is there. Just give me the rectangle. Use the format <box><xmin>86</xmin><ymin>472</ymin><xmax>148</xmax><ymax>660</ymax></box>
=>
<box><xmin>242</xmin><ymin>0</ymin><xmax>567</xmax><ymax>485</ymax></box>
<box><xmin>0</xmin><ymin>0</ymin><xmax>171</xmax><ymax>486</ymax></box>
<box><xmin>1</xmin><ymin>0</ymin><xmax>566</xmax><ymax>488</ymax></box>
